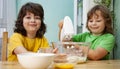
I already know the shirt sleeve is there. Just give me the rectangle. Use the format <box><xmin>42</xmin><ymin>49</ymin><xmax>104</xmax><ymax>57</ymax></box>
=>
<box><xmin>72</xmin><ymin>32</ymin><xmax>89</xmax><ymax>42</ymax></box>
<box><xmin>99</xmin><ymin>34</ymin><xmax>115</xmax><ymax>52</ymax></box>
<box><xmin>8</xmin><ymin>33</ymin><xmax>23</xmax><ymax>55</ymax></box>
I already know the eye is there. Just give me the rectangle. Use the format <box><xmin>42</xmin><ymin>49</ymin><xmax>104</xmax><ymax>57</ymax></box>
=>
<box><xmin>96</xmin><ymin>20</ymin><xmax>102</xmax><ymax>22</ymax></box>
<box><xmin>89</xmin><ymin>20</ymin><xmax>93</xmax><ymax>22</ymax></box>
<box><xmin>24</xmin><ymin>15</ymin><xmax>31</xmax><ymax>19</ymax></box>
<box><xmin>26</xmin><ymin>16</ymin><xmax>31</xmax><ymax>19</ymax></box>
<box><xmin>35</xmin><ymin>16</ymin><xmax>40</xmax><ymax>19</ymax></box>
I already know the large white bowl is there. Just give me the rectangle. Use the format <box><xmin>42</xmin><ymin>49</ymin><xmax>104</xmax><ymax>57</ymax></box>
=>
<box><xmin>17</xmin><ymin>53</ymin><xmax>55</xmax><ymax>69</ymax></box>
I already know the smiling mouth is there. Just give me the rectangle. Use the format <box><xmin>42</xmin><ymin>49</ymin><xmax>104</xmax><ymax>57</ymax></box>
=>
<box><xmin>29</xmin><ymin>24</ymin><xmax>37</xmax><ymax>26</ymax></box>
<box><xmin>90</xmin><ymin>26</ymin><xmax>99</xmax><ymax>29</ymax></box>
<box><xmin>92</xmin><ymin>28</ymin><xmax>98</xmax><ymax>29</ymax></box>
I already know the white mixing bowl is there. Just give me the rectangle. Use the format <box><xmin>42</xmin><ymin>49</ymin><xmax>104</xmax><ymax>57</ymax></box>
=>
<box><xmin>17</xmin><ymin>53</ymin><xmax>55</xmax><ymax>69</ymax></box>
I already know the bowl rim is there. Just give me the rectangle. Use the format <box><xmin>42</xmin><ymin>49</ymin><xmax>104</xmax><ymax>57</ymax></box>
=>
<box><xmin>17</xmin><ymin>52</ymin><xmax>55</xmax><ymax>57</ymax></box>
<box><xmin>52</xmin><ymin>42</ymin><xmax>91</xmax><ymax>46</ymax></box>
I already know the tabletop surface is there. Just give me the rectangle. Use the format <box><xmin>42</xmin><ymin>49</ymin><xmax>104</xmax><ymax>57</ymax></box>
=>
<box><xmin>75</xmin><ymin>60</ymin><xmax>120</xmax><ymax>69</ymax></box>
<box><xmin>0</xmin><ymin>60</ymin><xmax>120</xmax><ymax>69</ymax></box>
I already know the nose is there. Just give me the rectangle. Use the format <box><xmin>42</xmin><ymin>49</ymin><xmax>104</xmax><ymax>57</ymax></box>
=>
<box><xmin>92</xmin><ymin>21</ymin><xmax>96</xmax><ymax>25</ymax></box>
<box><xmin>31</xmin><ymin>18</ymin><xmax>35</xmax><ymax>23</ymax></box>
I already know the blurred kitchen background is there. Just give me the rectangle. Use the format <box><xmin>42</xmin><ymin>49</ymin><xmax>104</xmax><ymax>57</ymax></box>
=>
<box><xmin>0</xmin><ymin>0</ymin><xmax>120</xmax><ymax>59</ymax></box>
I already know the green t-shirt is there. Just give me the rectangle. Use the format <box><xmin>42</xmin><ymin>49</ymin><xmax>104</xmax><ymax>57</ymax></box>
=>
<box><xmin>72</xmin><ymin>32</ymin><xmax>115</xmax><ymax>60</ymax></box>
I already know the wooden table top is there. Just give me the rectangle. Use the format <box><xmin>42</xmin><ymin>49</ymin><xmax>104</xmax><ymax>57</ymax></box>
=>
<box><xmin>0</xmin><ymin>60</ymin><xmax>120</xmax><ymax>69</ymax></box>
<box><xmin>0</xmin><ymin>61</ymin><xmax>23</xmax><ymax>69</ymax></box>
<box><xmin>75</xmin><ymin>60</ymin><xmax>120</xmax><ymax>69</ymax></box>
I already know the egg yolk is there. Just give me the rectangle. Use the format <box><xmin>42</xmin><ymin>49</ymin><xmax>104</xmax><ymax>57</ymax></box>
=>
<box><xmin>54</xmin><ymin>63</ymin><xmax>74</xmax><ymax>69</ymax></box>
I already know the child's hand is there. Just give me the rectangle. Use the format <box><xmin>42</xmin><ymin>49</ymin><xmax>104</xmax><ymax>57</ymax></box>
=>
<box><xmin>54</xmin><ymin>53</ymin><xmax>67</xmax><ymax>63</ymax></box>
<box><xmin>52</xmin><ymin>48</ymin><xmax>58</xmax><ymax>53</ymax></box>
<box><xmin>62</xmin><ymin>35</ymin><xmax>72</xmax><ymax>42</ymax></box>
<box><xmin>58</xmin><ymin>20</ymin><xmax>63</xmax><ymax>30</ymax></box>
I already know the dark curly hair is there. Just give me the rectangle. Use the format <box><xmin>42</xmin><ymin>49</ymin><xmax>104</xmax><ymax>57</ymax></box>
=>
<box><xmin>86</xmin><ymin>5</ymin><xmax>113</xmax><ymax>34</ymax></box>
<box><xmin>14</xmin><ymin>2</ymin><xmax>46</xmax><ymax>38</ymax></box>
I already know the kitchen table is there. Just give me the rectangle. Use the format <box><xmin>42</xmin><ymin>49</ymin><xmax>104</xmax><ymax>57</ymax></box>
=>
<box><xmin>75</xmin><ymin>60</ymin><xmax>120</xmax><ymax>69</ymax></box>
<box><xmin>0</xmin><ymin>60</ymin><xmax>120</xmax><ymax>69</ymax></box>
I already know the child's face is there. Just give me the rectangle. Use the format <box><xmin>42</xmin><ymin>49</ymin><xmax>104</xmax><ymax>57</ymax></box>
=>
<box><xmin>23</xmin><ymin>12</ymin><xmax>41</xmax><ymax>34</ymax></box>
<box><xmin>88</xmin><ymin>10</ymin><xmax>105</xmax><ymax>35</ymax></box>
